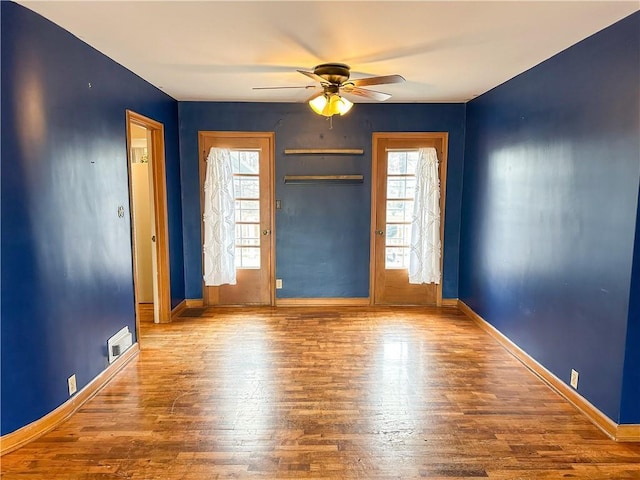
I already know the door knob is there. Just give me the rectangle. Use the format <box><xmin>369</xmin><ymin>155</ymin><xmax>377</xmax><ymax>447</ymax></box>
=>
<box><xmin>376</xmin><ymin>230</ymin><xmax>385</xmax><ymax>236</ymax></box>
<box><xmin>262</xmin><ymin>229</ymin><xmax>271</xmax><ymax>236</ymax></box>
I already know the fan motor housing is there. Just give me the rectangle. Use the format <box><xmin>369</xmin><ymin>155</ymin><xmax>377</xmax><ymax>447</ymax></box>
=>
<box><xmin>314</xmin><ymin>63</ymin><xmax>350</xmax><ymax>84</ymax></box>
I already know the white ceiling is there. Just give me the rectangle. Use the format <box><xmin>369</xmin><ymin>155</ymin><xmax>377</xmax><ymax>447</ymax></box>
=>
<box><xmin>17</xmin><ymin>1</ymin><xmax>640</xmax><ymax>103</ymax></box>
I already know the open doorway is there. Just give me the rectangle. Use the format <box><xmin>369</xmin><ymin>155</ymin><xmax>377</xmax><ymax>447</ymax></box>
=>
<box><xmin>129</xmin><ymin>123</ymin><xmax>156</xmax><ymax>322</ymax></box>
<box><xmin>126</xmin><ymin>111</ymin><xmax>171</xmax><ymax>331</ymax></box>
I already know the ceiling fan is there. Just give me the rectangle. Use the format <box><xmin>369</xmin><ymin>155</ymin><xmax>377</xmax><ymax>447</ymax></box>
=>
<box><xmin>254</xmin><ymin>63</ymin><xmax>405</xmax><ymax>117</ymax></box>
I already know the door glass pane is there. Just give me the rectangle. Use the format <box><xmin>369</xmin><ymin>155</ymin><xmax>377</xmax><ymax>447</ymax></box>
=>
<box><xmin>236</xmin><ymin>247</ymin><xmax>260</xmax><ymax>269</ymax></box>
<box><xmin>386</xmin><ymin>200</ymin><xmax>414</xmax><ymax>222</ymax></box>
<box><xmin>235</xmin><ymin>200</ymin><xmax>260</xmax><ymax>222</ymax></box>
<box><xmin>386</xmin><ymin>247</ymin><xmax>408</xmax><ymax>269</ymax></box>
<box><xmin>387</xmin><ymin>178</ymin><xmax>416</xmax><ymax>199</ymax></box>
<box><xmin>385</xmin><ymin>224</ymin><xmax>411</xmax><ymax>246</ymax></box>
<box><xmin>387</xmin><ymin>151</ymin><xmax>419</xmax><ymax>175</ymax></box>
<box><xmin>234</xmin><ymin>177</ymin><xmax>259</xmax><ymax>199</ymax></box>
<box><xmin>231</xmin><ymin>150</ymin><xmax>260</xmax><ymax>269</ymax></box>
<box><xmin>385</xmin><ymin>151</ymin><xmax>418</xmax><ymax>269</ymax></box>
<box><xmin>231</xmin><ymin>151</ymin><xmax>259</xmax><ymax>174</ymax></box>
<box><xmin>236</xmin><ymin>224</ymin><xmax>260</xmax><ymax>246</ymax></box>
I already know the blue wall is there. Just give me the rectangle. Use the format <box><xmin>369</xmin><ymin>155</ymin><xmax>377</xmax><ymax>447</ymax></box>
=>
<box><xmin>460</xmin><ymin>12</ymin><xmax>640</xmax><ymax>423</ymax></box>
<box><xmin>178</xmin><ymin>102</ymin><xmax>465</xmax><ymax>300</ymax></box>
<box><xmin>621</xmin><ymin>187</ymin><xmax>640</xmax><ymax>424</ymax></box>
<box><xmin>1</xmin><ymin>2</ymin><xmax>184</xmax><ymax>435</ymax></box>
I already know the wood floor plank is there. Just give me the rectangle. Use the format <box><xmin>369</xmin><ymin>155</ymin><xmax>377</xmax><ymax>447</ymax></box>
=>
<box><xmin>2</xmin><ymin>307</ymin><xmax>639</xmax><ymax>479</ymax></box>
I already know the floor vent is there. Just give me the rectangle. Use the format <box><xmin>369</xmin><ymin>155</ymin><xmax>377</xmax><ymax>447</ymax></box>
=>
<box><xmin>180</xmin><ymin>307</ymin><xmax>206</xmax><ymax>318</ymax></box>
<box><xmin>108</xmin><ymin>326</ymin><xmax>133</xmax><ymax>364</ymax></box>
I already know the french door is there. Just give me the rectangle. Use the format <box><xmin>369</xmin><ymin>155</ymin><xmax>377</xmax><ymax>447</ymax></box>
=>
<box><xmin>199</xmin><ymin>132</ymin><xmax>274</xmax><ymax>305</ymax></box>
<box><xmin>371</xmin><ymin>133</ymin><xmax>448</xmax><ymax>305</ymax></box>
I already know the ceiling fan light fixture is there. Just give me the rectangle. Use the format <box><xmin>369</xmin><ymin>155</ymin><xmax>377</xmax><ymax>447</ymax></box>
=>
<box><xmin>333</xmin><ymin>95</ymin><xmax>353</xmax><ymax>115</ymax></box>
<box><xmin>308</xmin><ymin>93</ymin><xmax>353</xmax><ymax>117</ymax></box>
<box><xmin>257</xmin><ymin>63</ymin><xmax>404</xmax><ymax>113</ymax></box>
<box><xmin>309</xmin><ymin>94</ymin><xmax>329</xmax><ymax>115</ymax></box>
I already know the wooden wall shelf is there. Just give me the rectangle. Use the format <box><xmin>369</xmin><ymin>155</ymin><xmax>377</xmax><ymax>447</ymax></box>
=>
<box><xmin>284</xmin><ymin>149</ymin><xmax>364</xmax><ymax>155</ymax></box>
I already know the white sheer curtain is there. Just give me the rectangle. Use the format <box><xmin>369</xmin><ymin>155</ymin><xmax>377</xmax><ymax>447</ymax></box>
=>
<box><xmin>409</xmin><ymin>147</ymin><xmax>441</xmax><ymax>284</ymax></box>
<box><xmin>203</xmin><ymin>147</ymin><xmax>236</xmax><ymax>286</ymax></box>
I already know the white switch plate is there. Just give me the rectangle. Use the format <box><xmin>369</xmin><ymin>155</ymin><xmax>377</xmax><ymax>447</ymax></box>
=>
<box><xmin>68</xmin><ymin>374</ymin><xmax>77</xmax><ymax>396</ymax></box>
<box><xmin>570</xmin><ymin>369</ymin><xmax>579</xmax><ymax>389</ymax></box>
<box><xmin>276</xmin><ymin>279</ymin><xmax>283</xmax><ymax>289</ymax></box>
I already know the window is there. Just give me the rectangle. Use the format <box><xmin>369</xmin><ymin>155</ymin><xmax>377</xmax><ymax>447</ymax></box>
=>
<box><xmin>231</xmin><ymin>150</ymin><xmax>260</xmax><ymax>269</ymax></box>
<box><xmin>385</xmin><ymin>150</ymin><xmax>418</xmax><ymax>269</ymax></box>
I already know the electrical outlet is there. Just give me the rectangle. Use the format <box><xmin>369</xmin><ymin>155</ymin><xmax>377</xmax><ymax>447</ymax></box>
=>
<box><xmin>276</xmin><ymin>279</ymin><xmax>283</xmax><ymax>289</ymax></box>
<box><xmin>68</xmin><ymin>374</ymin><xmax>77</xmax><ymax>396</ymax></box>
<box><xmin>570</xmin><ymin>369</ymin><xmax>579</xmax><ymax>389</ymax></box>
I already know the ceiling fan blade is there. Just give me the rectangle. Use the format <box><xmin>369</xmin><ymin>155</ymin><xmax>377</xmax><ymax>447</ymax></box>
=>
<box><xmin>297</xmin><ymin>70</ymin><xmax>328</xmax><ymax>84</ymax></box>
<box><xmin>342</xmin><ymin>86</ymin><xmax>391</xmax><ymax>102</ymax></box>
<box><xmin>349</xmin><ymin>74</ymin><xmax>405</xmax><ymax>88</ymax></box>
<box><xmin>253</xmin><ymin>85</ymin><xmax>316</xmax><ymax>90</ymax></box>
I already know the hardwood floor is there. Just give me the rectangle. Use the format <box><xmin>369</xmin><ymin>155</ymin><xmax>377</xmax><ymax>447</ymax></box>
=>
<box><xmin>2</xmin><ymin>307</ymin><xmax>639</xmax><ymax>479</ymax></box>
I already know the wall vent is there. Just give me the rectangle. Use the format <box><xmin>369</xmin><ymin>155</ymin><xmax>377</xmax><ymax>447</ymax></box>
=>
<box><xmin>107</xmin><ymin>326</ymin><xmax>133</xmax><ymax>364</ymax></box>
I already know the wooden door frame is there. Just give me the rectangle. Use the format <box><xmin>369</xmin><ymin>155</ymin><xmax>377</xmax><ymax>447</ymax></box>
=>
<box><xmin>197</xmin><ymin>131</ymin><xmax>276</xmax><ymax>306</ymax></box>
<box><xmin>370</xmin><ymin>132</ymin><xmax>448</xmax><ymax>306</ymax></box>
<box><xmin>126</xmin><ymin>110</ymin><xmax>171</xmax><ymax>329</ymax></box>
